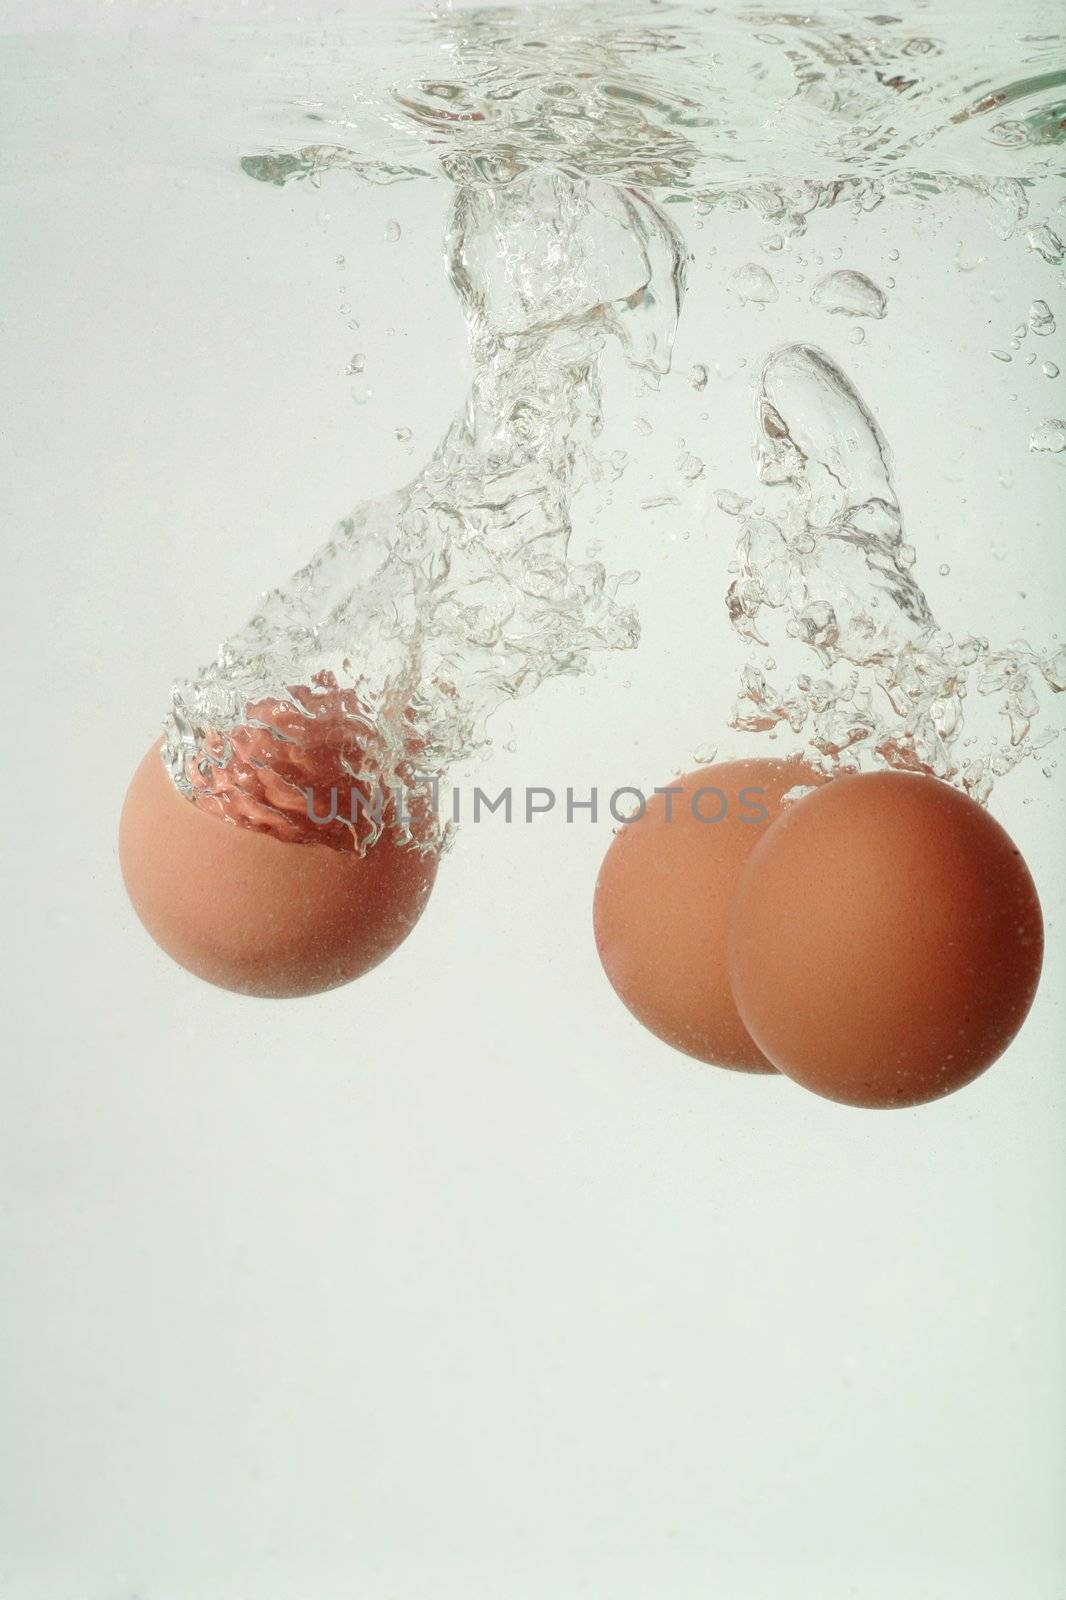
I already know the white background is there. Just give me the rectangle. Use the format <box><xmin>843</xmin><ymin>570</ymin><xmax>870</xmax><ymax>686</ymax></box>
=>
<box><xmin>3</xmin><ymin>5</ymin><xmax>1065</xmax><ymax>1597</ymax></box>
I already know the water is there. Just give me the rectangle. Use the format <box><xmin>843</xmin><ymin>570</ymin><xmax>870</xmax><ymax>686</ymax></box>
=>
<box><xmin>155</xmin><ymin>0</ymin><xmax>1066</xmax><ymax>843</ymax></box>
<box><xmin>4</xmin><ymin>6</ymin><xmax>1065</xmax><ymax>1596</ymax></box>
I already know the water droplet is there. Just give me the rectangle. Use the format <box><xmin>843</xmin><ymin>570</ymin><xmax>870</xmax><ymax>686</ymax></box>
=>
<box><xmin>938</xmin><ymin>563</ymin><xmax>951</xmax><ymax>576</ymax></box>
<box><xmin>733</xmin><ymin>262</ymin><xmax>778</xmax><ymax>306</ymax></box>
<box><xmin>1030</xmin><ymin>419</ymin><xmax>1066</xmax><ymax>454</ymax></box>
<box><xmin>990</xmin><ymin>349</ymin><xmax>1012</xmax><ymax>362</ymax></box>
<box><xmin>385</xmin><ymin>220</ymin><xmax>402</xmax><ymax>242</ymax></box>
<box><xmin>693</xmin><ymin>742</ymin><xmax>719</xmax><ymax>765</ymax></box>
<box><xmin>395</xmin><ymin>425</ymin><xmax>412</xmax><ymax>443</ymax></box>
<box><xmin>335</xmin><ymin>254</ymin><xmax>346</xmax><ymax>267</ymax></box>
<box><xmin>345</xmin><ymin>352</ymin><xmax>367</xmax><ymax>375</ymax></box>
<box><xmin>351</xmin><ymin>387</ymin><xmax>373</xmax><ymax>406</ymax></box>
<box><xmin>689</xmin><ymin>363</ymin><xmax>709</xmax><ymax>392</ymax></box>
<box><xmin>888</xmin><ymin>249</ymin><xmax>900</xmax><ymax>262</ymax></box>
<box><xmin>678</xmin><ymin>452</ymin><xmax>705</xmax><ymax>481</ymax></box>
<box><xmin>633</xmin><ymin>416</ymin><xmax>652</xmax><ymax>436</ymax></box>
<box><xmin>715</xmin><ymin>489</ymin><xmax>750</xmax><ymax>516</ymax></box>
<box><xmin>762</xmin><ymin>233</ymin><xmax>784</xmax><ymax>253</ymax></box>
<box><xmin>849</xmin><ymin>327</ymin><xmax>866</xmax><ymax>345</ymax></box>
<box><xmin>1043</xmin><ymin>361</ymin><xmax>1060</xmax><ymax>378</ymax></box>
<box><xmin>811</xmin><ymin>269</ymin><xmax>887</xmax><ymax>319</ymax></box>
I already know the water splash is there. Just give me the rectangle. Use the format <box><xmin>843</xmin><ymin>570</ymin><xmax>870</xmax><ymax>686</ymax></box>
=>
<box><xmin>160</xmin><ymin>0</ymin><xmax>1066</xmax><ymax>837</ymax></box>
<box><xmin>724</xmin><ymin>345</ymin><xmax>1062</xmax><ymax>800</ymax></box>
<box><xmin>166</xmin><ymin>169</ymin><xmax>687</xmax><ymax>842</ymax></box>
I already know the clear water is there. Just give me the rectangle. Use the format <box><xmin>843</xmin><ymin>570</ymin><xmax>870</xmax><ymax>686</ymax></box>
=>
<box><xmin>155</xmin><ymin>0</ymin><xmax>1066</xmax><ymax>840</ymax></box>
<box><xmin>3</xmin><ymin>5</ymin><xmax>1065</xmax><ymax>1597</ymax></box>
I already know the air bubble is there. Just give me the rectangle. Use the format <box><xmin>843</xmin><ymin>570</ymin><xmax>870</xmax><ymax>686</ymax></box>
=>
<box><xmin>1027</xmin><ymin>224</ymin><xmax>1065</xmax><ymax>265</ymax></box>
<box><xmin>1029</xmin><ymin>300</ymin><xmax>1056</xmax><ymax>336</ymax></box>
<box><xmin>733</xmin><ymin>263</ymin><xmax>778</xmax><ymax>306</ymax></box>
<box><xmin>1030</xmin><ymin>419</ymin><xmax>1066</xmax><ymax>454</ymax></box>
<box><xmin>954</xmin><ymin>248</ymin><xmax>984</xmax><ymax>273</ymax></box>
<box><xmin>811</xmin><ymin>270</ymin><xmax>887</xmax><ymax>319</ymax></box>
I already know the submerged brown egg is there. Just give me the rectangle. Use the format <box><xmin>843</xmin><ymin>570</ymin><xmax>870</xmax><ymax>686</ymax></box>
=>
<box><xmin>593</xmin><ymin>757</ymin><xmax>824</xmax><ymax>1070</ymax></box>
<box><xmin>729</xmin><ymin>771</ymin><xmax>1044</xmax><ymax>1108</ymax></box>
<box><xmin>119</xmin><ymin>712</ymin><xmax>437</xmax><ymax>998</ymax></box>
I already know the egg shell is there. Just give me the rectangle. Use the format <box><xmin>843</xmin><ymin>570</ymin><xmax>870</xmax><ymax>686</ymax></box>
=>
<box><xmin>593</xmin><ymin>757</ymin><xmax>824</xmax><ymax>1071</ymax></box>
<box><xmin>728</xmin><ymin>771</ymin><xmax>1044</xmax><ymax>1108</ymax></box>
<box><xmin>120</xmin><ymin>743</ymin><xmax>437</xmax><ymax>998</ymax></box>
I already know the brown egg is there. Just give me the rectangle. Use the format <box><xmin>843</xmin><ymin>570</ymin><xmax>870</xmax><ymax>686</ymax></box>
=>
<box><xmin>729</xmin><ymin>771</ymin><xmax>1044</xmax><ymax>1108</ymax></box>
<box><xmin>119</xmin><ymin>739</ymin><xmax>437</xmax><ymax>998</ymax></box>
<box><xmin>593</xmin><ymin>757</ymin><xmax>825</xmax><ymax>1070</ymax></box>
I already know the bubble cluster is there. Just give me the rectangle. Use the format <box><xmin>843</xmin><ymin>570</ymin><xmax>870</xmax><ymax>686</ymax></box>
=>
<box><xmin>165</xmin><ymin>0</ymin><xmax>1066</xmax><ymax>835</ymax></box>
<box><xmin>723</xmin><ymin>347</ymin><xmax>1062</xmax><ymax>801</ymax></box>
